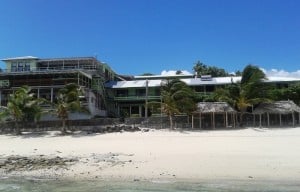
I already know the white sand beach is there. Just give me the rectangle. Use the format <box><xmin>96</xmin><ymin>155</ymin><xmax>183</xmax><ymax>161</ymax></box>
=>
<box><xmin>1</xmin><ymin>127</ymin><xmax>300</xmax><ymax>182</ymax></box>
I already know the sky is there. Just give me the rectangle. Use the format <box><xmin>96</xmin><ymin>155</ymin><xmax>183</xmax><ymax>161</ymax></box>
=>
<box><xmin>0</xmin><ymin>0</ymin><xmax>300</xmax><ymax>77</ymax></box>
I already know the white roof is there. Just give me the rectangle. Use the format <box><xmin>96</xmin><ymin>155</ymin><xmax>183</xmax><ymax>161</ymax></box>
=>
<box><xmin>106</xmin><ymin>80</ymin><xmax>162</xmax><ymax>88</ymax></box>
<box><xmin>106</xmin><ymin>77</ymin><xmax>242</xmax><ymax>88</ymax></box>
<box><xmin>265</xmin><ymin>76</ymin><xmax>300</xmax><ymax>82</ymax></box>
<box><xmin>106</xmin><ymin>76</ymin><xmax>300</xmax><ymax>89</ymax></box>
<box><xmin>1</xmin><ymin>56</ymin><xmax>39</xmax><ymax>61</ymax></box>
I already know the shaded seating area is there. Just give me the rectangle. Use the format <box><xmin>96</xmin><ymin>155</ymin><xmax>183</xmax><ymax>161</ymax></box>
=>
<box><xmin>253</xmin><ymin>100</ymin><xmax>300</xmax><ymax>127</ymax></box>
<box><xmin>192</xmin><ymin>102</ymin><xmax>237</xmax><ymax>129</ymax></box>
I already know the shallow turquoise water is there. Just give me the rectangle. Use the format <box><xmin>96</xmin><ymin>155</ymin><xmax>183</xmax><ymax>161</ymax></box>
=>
<box><xmin>0</xmin><ymin>178</ymin><xmax>300</xmax><ymax>192</ymax></box>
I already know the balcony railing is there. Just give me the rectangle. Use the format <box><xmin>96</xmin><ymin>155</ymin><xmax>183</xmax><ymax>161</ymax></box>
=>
<box><xmin>0</xmin><ymin>65</ymin><xmax>100</xmax><ymax>74</ymax></box>
<box><xmin>113</xmin><ymin>95</ymin><xmax>161</xmax><ymax>101</ymax></box>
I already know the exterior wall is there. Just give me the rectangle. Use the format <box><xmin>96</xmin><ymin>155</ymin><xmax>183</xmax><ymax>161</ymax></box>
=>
<box><xmin>5</xmin><ymin>59</ymin><xmax>37</xmax><ymax>72</ymax></box>
<box><xmin>0</xmin><ymin>57</ymin><xmax>116</xmax><ymax>119</ymax></box>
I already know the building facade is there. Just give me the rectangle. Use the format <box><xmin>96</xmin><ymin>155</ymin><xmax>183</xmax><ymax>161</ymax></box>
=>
<box><xmin>0</xmin><ymin>56</ymin><xmax>116</xmax><ymax>119</ymax></box>
<box><xmin>1</xmin><ymin>56</ymin><xmax>300</xmax><ymax>119</ymax></box>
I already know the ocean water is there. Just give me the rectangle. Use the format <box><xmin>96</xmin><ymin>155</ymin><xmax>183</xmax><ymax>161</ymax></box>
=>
<box><xmin>0</xmin><ymin>178</ymin><xmax>300</xmax><ymax>192</ymax></box>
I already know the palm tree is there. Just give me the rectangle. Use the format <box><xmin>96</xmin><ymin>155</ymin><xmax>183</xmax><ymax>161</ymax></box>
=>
<box><xmin>214</xmin><ymin>65</ymin><xmax>271</xmax><ymax>126</ymax></box>
<box><xmin>0</xmin><ymin>86</ymin><xmax>44</xmax><ymax>135</ymax></box>
<box><xmin>160</xmin><ymin>79</ymin><xmax>196</xmax><ymax>129</ymax></box>
<box><xmin>52</xmin><ymin>83</ymin><xmax>86</xmax><ymax>134</ymax></box>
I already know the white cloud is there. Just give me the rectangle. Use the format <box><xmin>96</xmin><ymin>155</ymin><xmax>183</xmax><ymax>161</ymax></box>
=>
<box><xmin>261</xmin><ymin>68</ymin><xmax>300</xmax><ymax>78</ymax></box>
<box><xmin>160</xmin><ymin>70</ymin><xmax>193</xmax><ymax>76</ymax></box>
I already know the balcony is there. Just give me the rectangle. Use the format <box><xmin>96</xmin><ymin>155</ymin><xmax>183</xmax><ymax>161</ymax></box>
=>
<box><xmin>113</xmin><ymin>95</ymin><xmax>161</xmax><ymax>101</ymax></box>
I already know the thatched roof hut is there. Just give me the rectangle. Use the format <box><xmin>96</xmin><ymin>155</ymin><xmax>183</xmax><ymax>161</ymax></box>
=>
<box><xmin>253</xmin><ymin>100</ymin><xmax>300</xmax><ymax>127</ymax></box>
<box><xmin>253</xmin><ymin>100</ymin><xmax>300</xmax><ymax>114</ymax></box>
<box><xmin>195</xmin><ymin>102</ymin><xmax>236</xmax><ymax>113</ymax></box>
<box><xmin>192</xmin><ymin>102</ymin><xmax>237</xmax><ymax>129</ymax></box>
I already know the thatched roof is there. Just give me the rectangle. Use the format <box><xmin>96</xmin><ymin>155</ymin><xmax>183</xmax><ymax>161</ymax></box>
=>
<box><xmin>253</xmin><ymin>100</ymin><xmax>300</xmax><ymax>114</ymax></box>
<box><xmin>195</xmin><ymin>102</ymin><xmax>236</xmax><ymax>113</ymax></box>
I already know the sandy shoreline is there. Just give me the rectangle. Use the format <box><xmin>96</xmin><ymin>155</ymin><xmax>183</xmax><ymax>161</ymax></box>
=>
<box><xmin>1</xmin><ymin>127</ymin><xmax>300</xmax><ymax>182</ymax></box>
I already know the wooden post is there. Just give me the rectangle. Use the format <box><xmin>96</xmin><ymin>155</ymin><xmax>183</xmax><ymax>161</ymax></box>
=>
<box><xmin>199</xmin><ymin>112</ymin><xmax>202</xmax><ymax>129</ymax></box>
<box><xmin>292</xmin><ymin>112</ymin><xmax>295</xmax><ymax>127</ymax></box>
<box><xmin>253</xmin><ymin>114</ymin><xmax>255</xmax><ymax>127</ymax></box>
<box><xmin>225</xmin><ymin>112</ymin><xmax>228</xmax><ymax>128</ymax></box>
<box><xmin>279</xmin><ymin>114</ymin><xmax>282</xmax><ymax>127</ymax></box>
<box><xmin>259</xmin><ymin>114</ymin><xmax>262</xmax><ymax>128</ymax></box>
<box><xmin>267</xmin><ymin>113</ymin><xmax>270</xmax><ymax>127</ymax></box>
<box><xmin>212</xmin><ymin>112</ymin><xmax>215</xmax><ymax>129</ymax></box>
<box><xmin>192</xmin><ymin>114</ymin><xmax>194</xmax><ymax>129</ymax></box>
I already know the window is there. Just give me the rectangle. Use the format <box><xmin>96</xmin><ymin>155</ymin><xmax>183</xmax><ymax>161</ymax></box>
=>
<box><xmin>11</xmin><ymin>63</ymin><xmax>17</xmax><ymax>72</ymax></box>
<box><xmin>136</xmin><ymin>89</ymin><xmax>146</xmax><ymax>96</ymax></box>
<box><xmin>18</xmin><ymin>62</ymin><xmax>24</xmax><ymax>71</ymax></box>
<box><xmin>24</xmin><ymin>63</ymin><xmax>30</xmax><ymax>71</ymax></box>
<box><xmin>116</xmin><ymin>89</ymin><xmax>128</xmax><ymax>97</ymax></box>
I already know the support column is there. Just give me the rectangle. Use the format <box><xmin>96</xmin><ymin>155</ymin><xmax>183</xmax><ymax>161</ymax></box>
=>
<box><xmin>225</xmin><ymin>112</ymin><xmax>228</xmax><ymax>128</ymax></box>
<box><xmin>192</xmin><ymin>115</ymin><xmax>194</xmax><ymax>129</ymax></box>
<box><xmin>259</xmin><ymin>114</ymin><xmax>262</xmax><ymax>128</ymax></box>
<box><xmin>199</xmin><ymin>112</ymin><xmax>202</xmax><ymax>129</ymax></box>
<box><xmin>212</xmin><ymin>112</ymin><xmax>215</xmax><ymax>129</ymax></box>
<box><xmin>37</xmin><ymin>88</ymin><xmax>40</xmax><ymax>98</ymax></box>
<box><xmin>139</xmin><ymin>106</ymin><xmax>142</xmax><ymax>117</ymax></box>
<box><xmin>50</xmin><ymin>88</ymin><xmax>54</xmax><ymax>103</ymax></box>
<box><xmin>267</xmin><ymin>113</ymin><xmax>270</xmax><ymax>127</ymax></box>
<box><xmin>279</xmin><ymin>114</ymin><xmax>282</xmax><ymax>127</ymax></box>
<box><xmin>292</xmin><ymin>112</ymin><xmax>295</xmax><ymax>127</ymax></box>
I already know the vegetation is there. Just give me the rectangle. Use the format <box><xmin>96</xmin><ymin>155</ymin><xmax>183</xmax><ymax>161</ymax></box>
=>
<box><xmin>51</xmin><ymin>83</ymin><xmax>86</xmax><ymax>134</ymax></box>
<box><xmin>0</xmin><ymin>86</ymin><xmax>44</xmax><ymax>135</ymax></box>
<box><xmin>214</xmin><ymin>65</ymin><xmax>272</xmax><ymax>126</ymax></box>
<box><xmin>193</xmin><ymin>60</ymin><xmax>229</xmax><ymax>77</ymax></box>
<box><xmin>160</xmin><ymin>79</ymin><xmax>196</xmax><ymax>129</ymax></box>
<box><xmin>270</xmin><ymin>83</ymin><xmax>300</xmax><ymax>105</ymax></box>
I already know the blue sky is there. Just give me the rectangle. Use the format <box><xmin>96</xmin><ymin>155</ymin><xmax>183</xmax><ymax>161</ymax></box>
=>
<box><xmin>0</xmin><ymin>0</ymin><xmax>300</xmax><ymax>76</ymax></box>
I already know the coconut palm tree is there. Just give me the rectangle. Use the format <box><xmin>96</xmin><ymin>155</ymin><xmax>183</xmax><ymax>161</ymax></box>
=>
<box><xmin>0</xmin><ymin>86</ymin><xmax>44</xmax><ymax>135</ymax></box>
<box><xmin>52</xmin><ymin>83</ymin><xmax>86</xmax><ymax>134</ymax></box>
<box><xmin>214</xmin><ymin>65</ymin><xmax>271</xmax><ymax>126</ymax></box>
<box><xmin>160</xmin><ymin>79</ymin><xmax>197</xmax><ymax>129</ymax></box>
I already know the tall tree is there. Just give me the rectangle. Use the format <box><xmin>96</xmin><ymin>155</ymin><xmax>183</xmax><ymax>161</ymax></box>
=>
<box><xmin>160</xmin><ymin>79</ymin><xmax>197</xmax><ymax>129</ymax></box>
<box><xmin>52</xmin><ymin>83</ymin><xmax>86</xmax><ymax>134</ymax></box>
<box><xmin>0</xmin><ymin>86</ymin><xmax>44</xmax><ymax>134</ymax></box>
<box><xmin>214</xmin><ymin>64</ymin><xmax>271</xmax><ymax>126</ymax></box>
<box><xmin>193</xmin><ymin>60</ymin><xmax>229</xmax><ymax>77</ymax></box>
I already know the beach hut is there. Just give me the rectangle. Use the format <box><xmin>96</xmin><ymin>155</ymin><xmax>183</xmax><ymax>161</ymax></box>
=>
<box><xmin>253</xmin><ymin>100</ymin><xmax>300</xmax><ymax>127</ymax></box>
<box><xmin>192</xmin><ymin>102</ymin><xmax>237</xmax><ymax>129</ymax></box>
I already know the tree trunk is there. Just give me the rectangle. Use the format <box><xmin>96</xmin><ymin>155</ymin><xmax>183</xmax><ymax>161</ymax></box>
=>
<box><xmin>61</xmin><ymin>119</ymin><xmax>67</xmax><ymax>134</ymax></box>
<box><xmin>239</xmin><ymin>112</ymin><xmax>244</xmax><ymax>127</ymax></box>
<box><xmin>169</xmin><ymin>115</ymin><xmax>174</xmax><ymax>129</ymax></box>
<box><xmin>15</xmin><ymin>121</ymin><xmax>21</xmax><ymax>135</ymax></box>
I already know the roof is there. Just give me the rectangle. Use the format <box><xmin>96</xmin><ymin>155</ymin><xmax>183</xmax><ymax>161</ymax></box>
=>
<box><xmin>264</xmin><ymin>76</ymin><xmax>300</xmax><ymax>82</ymax></box>
<box><xmin>105</xmin><ymin>76</ymin><xmax>242</xmax><ymax>88</ymax></box>
<box><xmin>1</xmin><ymin>56</ymin><xmax>39</xmax><ymax>61</ymax></box>
<box><xmin>38</xmin><ymin>56</ymin><xmax>98</xmax><ymax>62</ymax></box>
<box><xmin>195</xmin><ymin>102</ymin><xmax>236</xmax><ymax>113</ymax></box>
<box><xmin>105</xmin><ymin>79</ymin><xmax>162</xmax><ymax>88</ymax></box>
<box><xmin>253</xmin><ymin>100</ymin><xmax>300</xmax><ymax>114</ymax></box>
